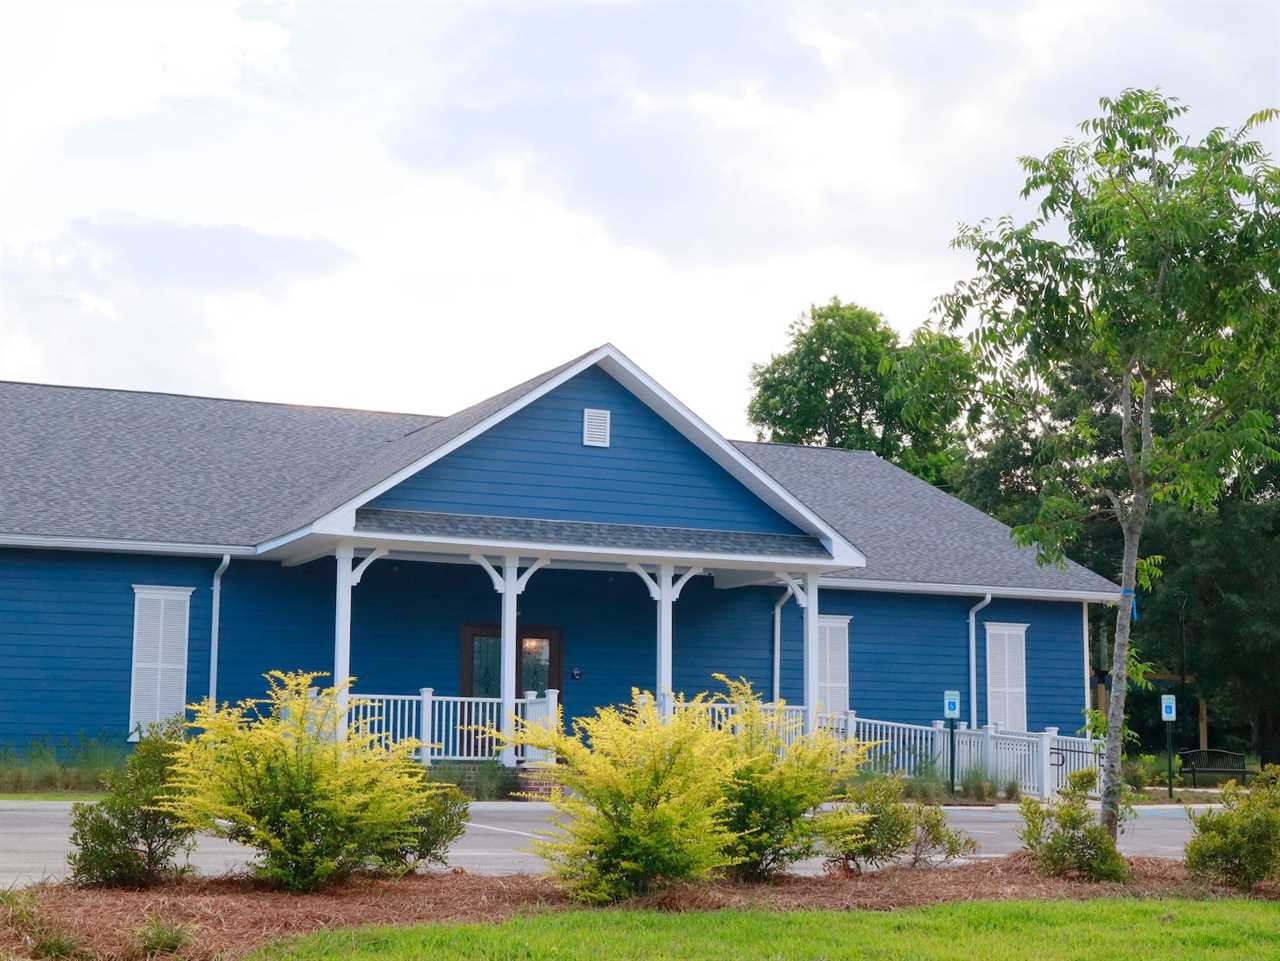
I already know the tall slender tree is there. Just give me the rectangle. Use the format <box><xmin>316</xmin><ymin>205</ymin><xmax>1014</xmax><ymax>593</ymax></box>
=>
<box><xmin>932</xmin><ymin>90</ymin><xmax>1280</xmax><ymax>835</ymax></box>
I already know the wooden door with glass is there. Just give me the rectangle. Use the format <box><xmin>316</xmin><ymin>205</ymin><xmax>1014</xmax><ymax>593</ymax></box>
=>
<box><xmin>460</xmin><ymin>624</ymin><xmax>563</xmax><ymax>698</ymax></box>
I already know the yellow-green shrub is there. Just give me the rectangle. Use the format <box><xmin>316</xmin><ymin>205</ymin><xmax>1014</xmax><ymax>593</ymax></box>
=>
<box><xmin>499</xmin><ymin>689</ymin><xmax>737</xmax><ymax>903</ymax></box>
<box><xmin>818</xmin><ymin>776</ymin><xmax>912</xmax><ymax>874</ymax></box>
<box><xmin>163</xmin><ymin>671</ymin><xmax>466</xmax><ymax>892</ymax></box>
<box><xmin>713</xmin><ymin>675</ymin><xmax>867</xmax><ymax>880</ymax></box>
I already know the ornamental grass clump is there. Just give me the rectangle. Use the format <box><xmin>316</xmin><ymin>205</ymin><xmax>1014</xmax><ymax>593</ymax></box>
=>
<box><xmin>713</xmin><ymin>675</ymin><xmax>867</xmax><ymax>881</ymax></box>
<box><xmin>1185</xmin><ymin>765</ymin><xmax>1280</xmax><ymax>891</ymax></box>
<box><xmin>499</xmin><ymin>689</ymin><xmax>738</xmax><ymax>903</ymax></box>
<box><xmin>162</xmin><ymin>671</ymin><xmax>467</xmax><ymax>892</ymax></box>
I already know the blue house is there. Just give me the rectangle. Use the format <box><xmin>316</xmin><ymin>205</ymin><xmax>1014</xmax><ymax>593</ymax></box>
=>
<box><xmin>0</xmin><ymin>344</ymin><xmax>1119</xmax><ymax>763</ymax></box>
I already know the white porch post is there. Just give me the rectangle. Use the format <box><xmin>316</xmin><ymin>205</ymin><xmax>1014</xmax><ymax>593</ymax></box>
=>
<box><xmin>500</xmin><ymin>554</ymin><xmax>519</xmax><ymax>767</ymax></box>
<box><xmin>656</xmin><ymin>563</ymin><xmax>674</xmax><ymax>712</ymax></box>
<box><xmin>334</xmin><ymin>544</ymin><xmax>354</xmax><ymax>736</ymax></box>
<box><xmin>803</xmin><ymin>571</ymin><xmax>820</xmax><ymax>733</ymax></box>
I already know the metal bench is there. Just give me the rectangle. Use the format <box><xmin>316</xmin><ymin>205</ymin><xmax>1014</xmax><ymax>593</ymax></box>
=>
<box><xmin>1177</xmin><ymin>749</ymin><xmax>1259</xmax><ymax>787</ymax></box>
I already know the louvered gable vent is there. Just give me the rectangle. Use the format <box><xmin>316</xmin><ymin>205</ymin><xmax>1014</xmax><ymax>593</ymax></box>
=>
<box><xmin>582</xmin><ymin>408</ymin><xmax>611</xmax><ymax>447</ymax></box>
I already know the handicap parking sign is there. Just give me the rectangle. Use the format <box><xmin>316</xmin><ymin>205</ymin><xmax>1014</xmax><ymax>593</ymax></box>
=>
<box><xmin>1161</xmin><ymin>694</ymin><xmax>1176</xmax><ymax>722</ymax></box>
<box><xmin>944</xmin><ymin>690</ymin><xmax>961</xmax><ymax>719</ymax></box>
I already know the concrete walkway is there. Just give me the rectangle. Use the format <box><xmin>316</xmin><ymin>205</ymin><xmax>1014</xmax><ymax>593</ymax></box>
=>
<box><xmin>0</xmin><ymin>800</ymin><xmax>1199</xmax><ymax>888</ymax></box>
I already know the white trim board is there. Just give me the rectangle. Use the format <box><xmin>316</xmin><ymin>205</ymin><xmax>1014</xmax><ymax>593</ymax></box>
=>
<box><xmin>818</xmin><ymin>577</ymin><xmax>1120</xmax><ymax>604</ymax></box>
<box><xmin>290</xmin><ymin>345</ymin><xmax>867</xmax><ymax>568</ymax></box>
<box><xmin>0</xmin><ymin>533</ymin><xmax>254</xmax><ymax>558</ymax></box>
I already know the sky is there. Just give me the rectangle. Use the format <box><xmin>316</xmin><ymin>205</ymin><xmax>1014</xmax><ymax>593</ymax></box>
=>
<box><xmin>2</xmin><ymin>1</ymin><xmax>1277</xmax><ymax>439</ymax></box>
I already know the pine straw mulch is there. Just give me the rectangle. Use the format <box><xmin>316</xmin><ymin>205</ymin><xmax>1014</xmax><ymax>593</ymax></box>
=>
<box><xmin>4</xmin><ymin>856</ymin><xmax>1277</xmax><ymax>961</ymax></box>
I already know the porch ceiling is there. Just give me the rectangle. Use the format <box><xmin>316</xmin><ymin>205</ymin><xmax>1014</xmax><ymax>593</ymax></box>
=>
<box><xmin>354</xmin><ymin>508</ymin><xmax>831</xmax><ymax>559</ymax></box>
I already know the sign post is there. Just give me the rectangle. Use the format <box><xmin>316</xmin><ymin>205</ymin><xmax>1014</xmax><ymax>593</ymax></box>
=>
<box><xmin>1161</xmin><ymin>695</ymin><xmax>1177</xmax><ymax>799</ymax></box>
<box><xmin>944</xmin><ymin>690</ymin><xmax>961</xmax><ymax>796</ymax></box>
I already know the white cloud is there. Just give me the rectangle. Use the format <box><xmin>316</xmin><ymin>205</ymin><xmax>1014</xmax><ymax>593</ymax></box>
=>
<box><xmin>2</xmin><ymin>0</ymin><xmax>1277</xmax><ymax>439</ymax></box>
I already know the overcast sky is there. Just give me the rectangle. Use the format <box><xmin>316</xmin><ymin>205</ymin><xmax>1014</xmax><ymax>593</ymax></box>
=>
<box><xmin>2</xmin><ymin>1</ymin><xmax>1277</xmax><ymax>439</ymax></box>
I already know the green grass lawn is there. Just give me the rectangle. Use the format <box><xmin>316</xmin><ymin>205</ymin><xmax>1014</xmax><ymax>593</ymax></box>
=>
<box><xmin>248</xmin><ymin>900</ymin><xmax>1280</xmax><ymax>961</ymax></box>
<box><xmin>0</xmin><ymin>791</ymin><xmax>105</xmax><ymax>802</ymax></box>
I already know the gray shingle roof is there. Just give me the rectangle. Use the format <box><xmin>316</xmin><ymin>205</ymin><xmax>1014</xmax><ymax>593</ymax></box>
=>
<box><xmin>733</xmin><ymin>442</ymin><xmax>1119</xmax><ymax>595</ymax></box>
<box><xmin>0</xmin><ymin>362</ymin><xmax>1119</xmax><ymax>596</ymax></box>
<box><xmin>356</xmin><ymin>508</ymin><xmax>831</xmax><ymax>558</ymax></box>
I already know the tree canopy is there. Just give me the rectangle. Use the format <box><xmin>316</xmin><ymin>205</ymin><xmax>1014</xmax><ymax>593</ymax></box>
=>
<box><xmin>747</xmin><ymin>298</ymin><xmax>977</xmax><ymax>487</ymax></box>
<box><xmin>933</xmin><ymin>89</ymin><xmax>1280</xmax><ymax>834</ymax></box>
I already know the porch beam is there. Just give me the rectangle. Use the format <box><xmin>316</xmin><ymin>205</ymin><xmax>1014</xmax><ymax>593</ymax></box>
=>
<box><xmin>334</xmin><ymin>544</ymin><xmax>354</xmax><ymax>735</ymax></box>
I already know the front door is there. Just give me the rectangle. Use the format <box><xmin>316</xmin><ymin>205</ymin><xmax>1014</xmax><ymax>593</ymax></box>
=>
<box><xmin>461</xmin><ymin>624</ymin><xmax>563</xmax><ymax>697</ymax></box>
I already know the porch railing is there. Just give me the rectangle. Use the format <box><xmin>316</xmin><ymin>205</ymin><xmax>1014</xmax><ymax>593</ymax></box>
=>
<box><xmin>353</xmin><ymin>690</ymin><xmax>1099</xmax><ymax>796</ymax></box>
<box><xmin>356</xmin><ymin>689</ymin><xmax>560</xmax><ymax>764</ymax></box>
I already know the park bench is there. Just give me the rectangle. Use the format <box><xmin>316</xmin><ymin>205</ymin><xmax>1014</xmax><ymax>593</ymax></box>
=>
<box><xmin>1177</xmin><ymin>749</ymin><xmax>1259</xmax><ymax>787</ymax></box>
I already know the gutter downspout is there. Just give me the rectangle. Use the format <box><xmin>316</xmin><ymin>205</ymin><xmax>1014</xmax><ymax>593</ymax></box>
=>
<box><xmin>772</xmin><ymin>585</ymin><xmax>794</xmax><ymax>703</ymax></box>
<box><xmin>968</xmin><ymin>592</ymin><xmax>992</xmax><ymax>727</ymax></box>
<box><xmin>208</xmin><ymin>554</ymin><xmax>231</xmax><ymax>705</ymax></box>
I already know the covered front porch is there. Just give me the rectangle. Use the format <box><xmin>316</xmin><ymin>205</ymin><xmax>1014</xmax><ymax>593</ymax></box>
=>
<box><xmin>299</xmin><ymin>526</ymin><xmax>843</xmax><ymax>768</ymax></box>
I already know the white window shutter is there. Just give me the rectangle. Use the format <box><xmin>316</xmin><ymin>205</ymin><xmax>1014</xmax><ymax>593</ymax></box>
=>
<box><xmin>129</xmin><ymin>587</ymin><xmax>192</xmax><ymax>738</ymax></box>
<box><xmin>986</xmin><ymin>623</ymin><xmax>1028</xmax><ymax>732</ymax></box>
<box><xmin>816</xmin><ymin>615</ymin><xmax>850</xmax><ymax>714</ymax></box>
<box><xmin>582</xmin><ymin>408</ymin><xmax>611</xmax><ymax>447</ymax></box>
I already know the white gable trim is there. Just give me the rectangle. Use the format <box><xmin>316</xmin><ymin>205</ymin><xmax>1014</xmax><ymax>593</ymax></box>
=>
<box><xmin>297</xmin><ymin>345</ymin><xmax>866</xmax><ymax>567</ymax></box>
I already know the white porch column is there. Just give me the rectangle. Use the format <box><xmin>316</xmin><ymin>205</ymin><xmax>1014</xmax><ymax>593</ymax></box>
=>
<box><xmin>499</xmin><ymin>554</ymin><xmax>519</xmax><ymax>767</ymax></box>
<box><xmin>334</xmin><ymin>544</ymin><xmax>354</xmax><ymax>736</ymax></box>
<box><xmin>803</xmin><ymin>571</ymin><xmax>820</xmax><ymax>733</ymax></box>
<box><xmin>656</xmin><ymin>563</ymin><xmax>674</xmax><ymax>710</ymax></box>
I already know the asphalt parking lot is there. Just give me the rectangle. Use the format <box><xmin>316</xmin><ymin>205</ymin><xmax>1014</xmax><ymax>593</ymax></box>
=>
<box><xmin>0</xmin><ymin>800</ymin><xmax>1200</xmax><ymax>888</ymax></box>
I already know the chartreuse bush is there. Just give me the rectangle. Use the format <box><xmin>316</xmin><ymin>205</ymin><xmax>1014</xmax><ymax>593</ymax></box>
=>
<box><xmin>1018</xmin><ymin>769</ymin><xmax>1130</xmax><ymax>882</ymax></box>
<box><xmin>500</xmin><ymin>689</ymin><xmax>738</xmax><ymax>903</ymax></box>
<box><xmin>1185</xmin><ymin>764</ymin><xmax>1280</xmax><ymax>890</ymax></box>
<box><xmin>163</xmin><ymin>671</ymin><xmax>467</xmax><ymax>892</ymax></box>
<box><xmin>713</xmin><ymin>675</ymin><xmax>867</xmax><ymax>880</ymax></box>
<box><xmin>67</xmin><ymin>716</ymin><xmax>194</xmax><ymax>887</ymax></box>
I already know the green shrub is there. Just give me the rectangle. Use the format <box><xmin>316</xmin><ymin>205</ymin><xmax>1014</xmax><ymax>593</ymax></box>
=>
<box><xmin>713</xmin><ymin>676</ymin><xmax>866</xmax><ymax>881</ymax></box>
<box><xmin>135</xmin><ymin>914</ymin><xmax>192</xmax><ymax>955</ymax></box>
<box><xmin>907</xmin><ymin>802</ymin><xmax>978</xmax><ymax>867</ymax></box>
<box><xmin>1003</xmin><ymin>779</ymin><xmax>1021</xmax><ymax>802</ymax></box>
<box><xmin>499</xmin><ymin>689</ymin><xmax>737</xmax><ymax>903</ymax></box>
<box><xmin>67</xmin><ymin>718</ymin><xmax>194</xmax><ymax>887</ymax></box>
<box><xmin>1185</xmin><ymin>765</ymin><xmax>1280</xmax><ymax>891</ymax></box>
<box><xmin>163</xmin><ymin>671</ymin><xmax>465</xmax><ymax>892</ymax></box>
<box><xmin>376</xmin><ymin>778</ymin><xmax>470</xmax><ymax>870</ymax></box>
<box><xmin>427</xmin><ymin>761</ymin><xmax>520</xmax><ymax>800</ymax></box>
<box><xmin>818</xmin><ymin>776</ymin><xmax>913</xmax><ymax>874</ymax></box>
<box><xmin>1018</xmin><ymin>769</ymin><xmax>1130</xmax><ymax>882</ymax></box>
<box><xmin>1121</xmin><ymin>757</ymin><xmax>1149</xmax><ymax>790</ymax></box>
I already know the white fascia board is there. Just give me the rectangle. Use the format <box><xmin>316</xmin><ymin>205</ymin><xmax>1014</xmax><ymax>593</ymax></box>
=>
<box><xmin>594</xmin><ymin>349</ymin><xmax>866</xmax><ymax>568</ymax></box>
<box><xmin>0</xmin><ymin>533</ymin><xmax>255</xmax><ymax>558</ymax></box>
<box><xmin>273</xmin><ymin>344</ymin><xmax>866</xmax><ymax>568</ymax></box>
<box><xmin>819</xmin><ymin>576</ymin><xmax>1121</xmax><ymax>604</ymax></box>
<box><xmin>335</xmin><ymin>530</ymin><xmax>842</xmax><ymax>572</ymax></box>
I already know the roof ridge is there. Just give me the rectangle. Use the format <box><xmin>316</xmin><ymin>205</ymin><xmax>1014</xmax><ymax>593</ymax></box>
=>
<box><xmin>0</xmin><ymin>379</ymin><xmax>441</xmax><ymax>420</ymax></box>
<box><xmin>732</xmin><ymin>439</ymin><xmax>878</xmax><ymax>454</ymax></box>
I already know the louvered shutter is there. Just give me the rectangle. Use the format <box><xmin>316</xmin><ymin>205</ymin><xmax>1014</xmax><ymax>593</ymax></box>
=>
<box><xmin>817</xmin><ymin>615</ymin><xmax>850</xmax><ymax>713</ymax></box>
<box><xmin>986</xmin><ymin>624</ymin><xmax>1028</xmax><ymax>732</ymax></box>
<box><xmin>129</xmin><ymin>587</ymin><xmax>192</xmax><ymax>738</ymax></box>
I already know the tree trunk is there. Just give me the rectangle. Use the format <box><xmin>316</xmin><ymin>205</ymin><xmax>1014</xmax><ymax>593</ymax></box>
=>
<box><xmin>1100</xmin><ymin>524</ymin><xmax>1141</xmax><ymax>838</ymax></box>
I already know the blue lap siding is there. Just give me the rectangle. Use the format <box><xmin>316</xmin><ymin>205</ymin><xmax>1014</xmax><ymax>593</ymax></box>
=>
<box><xmin>369</xmin><ymin>365</ymin><xmax>803</xmax><ymax>535</ymax></box>
<box><xmin>0</xmin><ymin>548</ymin><xmax>1087</xmax><ymax>749</ymax></box>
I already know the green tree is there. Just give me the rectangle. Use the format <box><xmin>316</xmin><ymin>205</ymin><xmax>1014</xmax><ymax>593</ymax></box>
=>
<box><xmin>748</xmin><ymin>299</ymin><xmax>977</xmax><ymax>486</ymax></box>
<box><xmin>933</xmin><ymin>90</ymin><xmax>1280</xmax><ymax>836</ymax></box>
